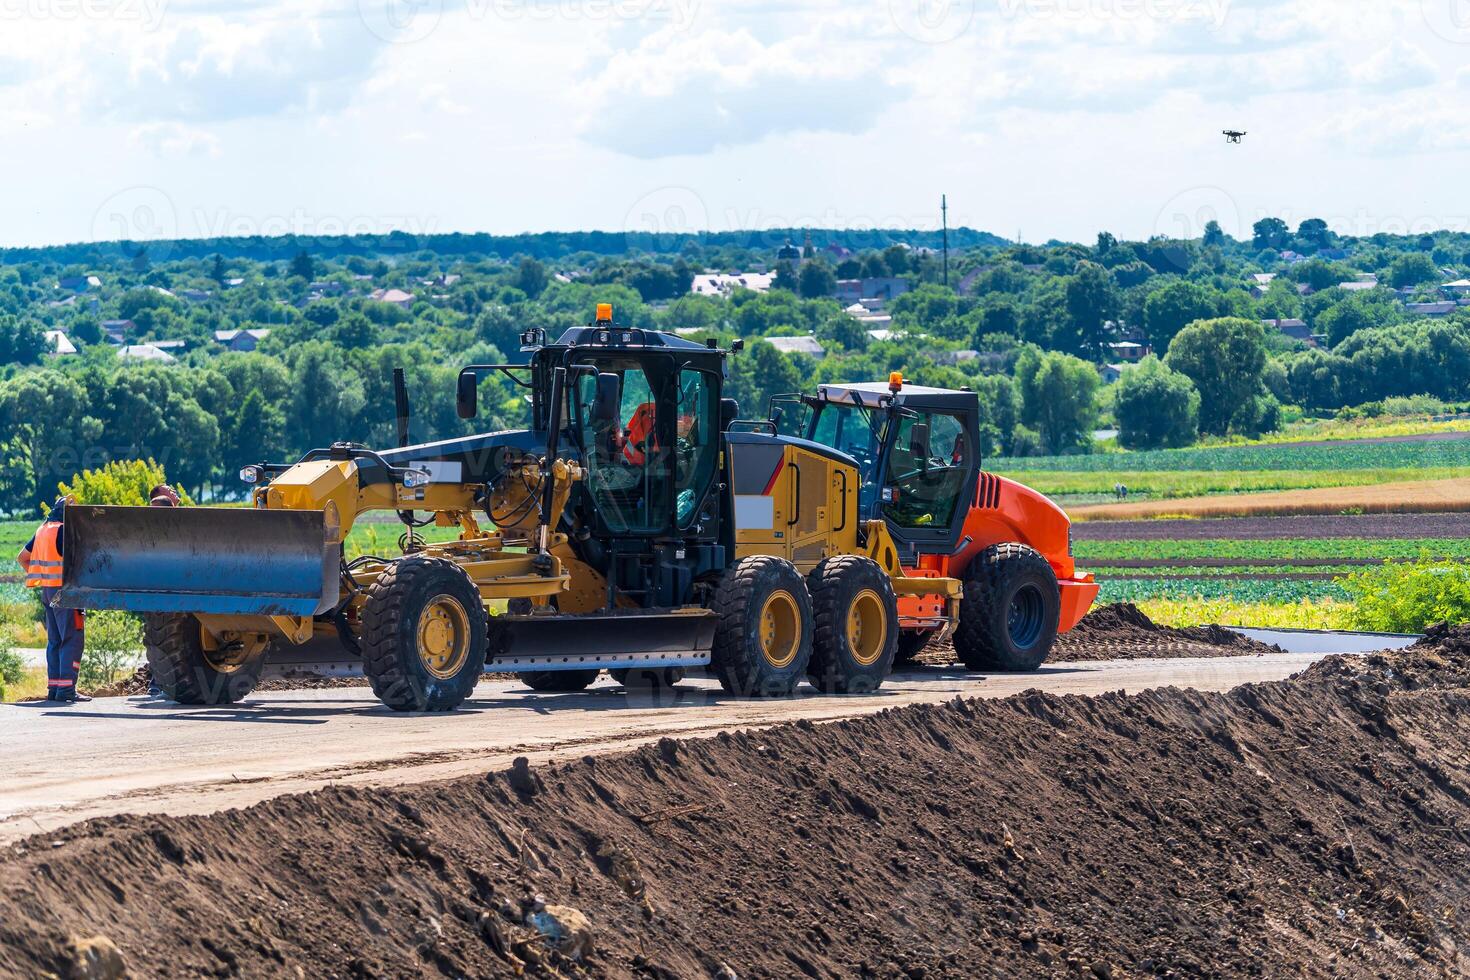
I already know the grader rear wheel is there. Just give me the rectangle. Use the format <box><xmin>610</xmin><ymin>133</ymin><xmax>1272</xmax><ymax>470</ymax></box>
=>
<box><xmin>709</xmin><ymin>556</ymin><xmax>813</xmax><ymax>697</ymax></box>
<box><xmin>807</xmin><ymin>556</ymin><xmax>898</xmax><ymax>694</ymax></box>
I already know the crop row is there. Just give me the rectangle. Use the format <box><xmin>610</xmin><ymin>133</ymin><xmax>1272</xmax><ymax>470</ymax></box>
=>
<box><xmin>1006</xmin><ymin>467</ymin><xmax>1470</xmax><ymax>500</ymax></box>
<box><xmin>994</xmin><ymin>437</ymin><xmax>1470</xmax><ymax>473</ymax></box>
<box><xmin>1074</xmin><ymin>537</ymin><xmax>1470</xmax><ymax>562</ymax></box>
<box><xmin>1098</xmin><ymin>577</ymin><xmax>1349</xmax><ymax>604</ymax></box>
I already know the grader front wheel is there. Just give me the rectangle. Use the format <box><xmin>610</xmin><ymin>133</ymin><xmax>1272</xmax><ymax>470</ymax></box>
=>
<box><xmin>360</xmin><ymin>556</ymin><xmax>489</xmax><ymax>711</ymax></box>
<box><xmin>144</xmin><ymin>613</ymin><xmax>265</xmax><ymax>705</ymax></box>
<box><xmin>807</xmin><ymin>556</ymin><xmax>898</xmax><ymax>694</ymax></box>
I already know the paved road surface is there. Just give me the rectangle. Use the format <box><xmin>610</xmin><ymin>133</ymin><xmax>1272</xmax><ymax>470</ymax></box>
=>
<box><xmin>0</xmin><ymin>653</ymin><xmax>1338</xmax><ymax>845</ymax></box>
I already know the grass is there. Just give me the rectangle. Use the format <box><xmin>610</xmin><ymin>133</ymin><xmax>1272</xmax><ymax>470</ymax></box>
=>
<box><xmin>1</xmin><ymin>666</ymin><xmax>49</xmax><ymax>703</ymax></box>
<box><xmin>1099</xmin><ymin>577</ymin><xmax>1347</xmax><ymax>604</ymax></box>
<box><xmin>1196</xmin><ymin>415</ymin><xmax>1470</xmax><ymax>448</ymax></box>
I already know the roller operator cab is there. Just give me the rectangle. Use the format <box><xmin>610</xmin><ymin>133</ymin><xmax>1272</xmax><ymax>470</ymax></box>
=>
<box><xmin>779</xmin><ymin>376</ymin><xmax>1099</xmax><ymax>671</ymax></box>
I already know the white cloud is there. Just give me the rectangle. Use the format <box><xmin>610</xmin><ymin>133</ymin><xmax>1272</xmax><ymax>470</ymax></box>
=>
<box><xmin>1351</xmin><ymin>40</ymin><xmax>1437</xmax><ymax>92</ymax></box>
<box><xmin>577</xmin><ymin>22</ymin><xmax>907</xmax><ymax>157</ymax></box>
<box><xmin>129</xmin><ymin>121</ymin><xmax>222</xmax><ymax>156</ymax></box>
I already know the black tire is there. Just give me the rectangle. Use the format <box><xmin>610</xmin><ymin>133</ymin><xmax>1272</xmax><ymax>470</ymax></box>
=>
<box><xmin>807</xmin><ymin>556</ymin><xmax>898</xmax><ymax>694</ymax></box>
<box><xmin>953</xmin><ymin>543</ymin><xmax>1059</xmax><ymax>672</ymax></box>
<box><xmin>611</xmin><ymin>667</ymin><xmax>686</xmax><ymax>689</ymax></box>
<box><xmin>360</xmin><ymin>556</ymin><xmax>489</xmax><ymax>711</ymax></box>
<box><xmin>710</xmin><ymin>556</ymin><xmax>813</xmax><ymax>697</ymax></box>
<box><xmin>892</xmin><ymin>630</ymin><xmax>934</xmax><ymax>666</ymax></box>
<box><xmin>143</xmin><ymin>613</ymin><xmax>264</xmax><ymax>705</ymax></box>
<box><xmin>518</xmin><ymin>669</ymin><xmax>600</xmax><ymax>692</ymax></box>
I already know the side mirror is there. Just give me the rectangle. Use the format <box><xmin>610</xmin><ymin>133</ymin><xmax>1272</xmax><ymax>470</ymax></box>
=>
<box><xmin>769</xmin><ymin>406</ymin><xmax>784</xmax><ymax>430</ymax></box>
<box><xmin>456</xmin><ymin>370</ymin><xmax>478</xmax><ymax>419</ymax></box>
<box><xmin>593</xmin><ymin>372</ymin><xmax>620</xmax><ymax>425</ymax></box>
<box><xmin>909</xmin><ymin>422</ymin><xmax>931</xmax><ymax>460</ymax></box>
<box><xmin>720</xmin><ymin>397</ymin><xmax>739</xmax><ymax>431</ymax></box>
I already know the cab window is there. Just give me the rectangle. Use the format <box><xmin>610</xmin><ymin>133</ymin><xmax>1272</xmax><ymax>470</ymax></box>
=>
<box><xmin>882</xmin><ymin>412</ymin><xmax>970</xmax><ymax>530</ymax></box>
<box><xmin>674</xmin><ymin>370</ymin><xmax>718</xmax><ymax>526</ymax></box>
<box><xmin>576</xmin><ymin>363</ymin><xmax>668</xmax><ymax>534</ymax></box>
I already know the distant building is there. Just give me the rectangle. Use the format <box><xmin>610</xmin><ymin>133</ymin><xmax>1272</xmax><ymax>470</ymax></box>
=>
<box><xmin>776</xmin><ymin>241</ymin><xmax>803</xmax><ymax>266</ymax></box>
<box><xmin>763</xmin><ymin>335</ymin><xmax>824</xmax><ymax>357</ymax></box>
<box><xmin>1444</xmin><ymin>279</ymin><xmax>1470</xmax><ymax>297</ymax></box>
<box><xmin>214</xmin><ymin>329</ymin><xmax>271</xmax><ymax>352</ymax></box>
<box><xmin>177</xmin><ymin>288</ymin><xmax>212</xmax><ymax>303</ymax></box>
<box><xmin>690</xmin><ymin>273</ymin><xmax>774</xmax><ymax>297</ymax></box>
<box><xmin>835</xmin><ymin>277</ymin><xmax>909</xmax><ymax>303</ymax></box>
<box><xmin>57</xmin><ymin>275</ymin><xmax>101</xmax><ymax>292</ymax></box>
<box><xmin>1098</xmin><ymin>364</ymin><xmax>1127</xmax><ymax>385</ymax></box>
<box><xmin>1106</xmin><ymin>341</ymin><xmax>1150</xmax><ymax>362</ymax></box>
<box><xmin>1337</xmin><ymin>280</ymin><xmax>1378</xmax><ymax>292</ymax></box>
<box><xmin>100</xmin><ymin>319</ymin><xmax>136</xmax><ymax>343</ymax></box>
<box><xmin>369</xmin><ymin>288</ymin><xmax>416</xmax><ymax>309</ymax></box>
<box><xmin>1406</xmin><ymin>302</ymin><xmax>1458</xmax><ymax>317</ymax></box>
<box><xmin>1263</xmin><ymin>318</ymin><xmax>1316</xmax><ymax>347</ymax></box>
<box><xmin>43</xmin><ymin>330</ymin><xmax>77</xmax><ymax>356</ymax></box>
<box><xmin>118</xmin><ymin>344</ymin><xmax>177</xmax><ymax>364</ymax></box>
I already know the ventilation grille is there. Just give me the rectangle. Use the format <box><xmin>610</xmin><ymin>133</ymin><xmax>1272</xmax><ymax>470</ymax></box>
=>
<box><xmin>977</xmin><ymin>472</ymin><xmax>1002</xmax><ymax>510</ymax></box>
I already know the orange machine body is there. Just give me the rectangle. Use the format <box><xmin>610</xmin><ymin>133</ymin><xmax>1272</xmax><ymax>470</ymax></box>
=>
<box><xmin>896</xmin><ymin>473</ymin><xmax>1097</xmax><ymax>634</ymax></box>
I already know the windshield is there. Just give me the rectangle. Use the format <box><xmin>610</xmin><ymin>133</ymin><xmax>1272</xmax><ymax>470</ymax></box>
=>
<box><xmin>809</xmin><ymin>401</ymin><xmax>883</xmax><ymax>483</ymax></box>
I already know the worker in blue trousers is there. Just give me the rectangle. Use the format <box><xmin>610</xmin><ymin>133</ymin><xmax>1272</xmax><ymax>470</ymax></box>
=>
<box><xmin>16</xmin><ymin>496</ymin><xmax>90</xmax><ymax>703</ymax></box>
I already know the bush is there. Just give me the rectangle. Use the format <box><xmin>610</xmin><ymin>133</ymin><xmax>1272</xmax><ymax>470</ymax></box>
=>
<box><xmin>0</xmin><ymin>628</ymin><xmax>23</xmax><ymax>700</ymax></box>
<box><xmin>1341</xmin><ymin>559</ymin><xmax>1470</xmax><ymax>633</ymax></box>
<box><xmin>79</xmin><ymin>610</ymin><xmax>144</xmax><ymax>689</ymax></box>
<box><xmin>55</xmin><ymin>458</ymin><xmax>191</xmax><ymax>511</ymax></box>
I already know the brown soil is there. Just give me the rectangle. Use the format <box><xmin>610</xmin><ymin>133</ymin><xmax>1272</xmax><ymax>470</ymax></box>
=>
<box><xmin>1070</xmin><ymin>478</ymin><xmax>1470</xmax><ymax>522</ymax></box>
<box><xmin>1075</xmin><ymin>511</ymin><xmax>1470</xmax><ymax>540</ymax></box>
<box><xmin>912</xmin><ymin>604</ymin><xmax>1281</xmax><ymax>667</ymax></box>
<box><xmin>5</xmin><ymin>629</ymin><xmax>1470</xmax><ymax>977</ymax></box>
<box><xmin>1051</xmin><ymin>603</ymin><xmax>1283</xmax><ymax>661</ymax></box>
<box><xmin>83</xmin><ymin>666</ymin><xmax>373</xmax><ymax>699</ymax></box>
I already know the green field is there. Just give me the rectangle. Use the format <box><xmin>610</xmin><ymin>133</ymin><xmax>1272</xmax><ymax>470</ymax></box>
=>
<box><xmin>994</xmin><ymin>437</ymin><xmax>1470</xmax><ymax>473</ymax></box>
<box><xmin>1074</xmin><ymin>537</ymin><xmax>1470</xmax><ymax>561</ymax></box>
<box><xmin>1007</xmin><ymin>466</ymin><xmax>1470</xmax><ymax>501</ymax></box>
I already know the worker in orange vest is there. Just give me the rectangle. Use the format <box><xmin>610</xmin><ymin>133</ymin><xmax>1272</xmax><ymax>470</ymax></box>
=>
<box><xmin>17</xmin><ymin>496</ymin><xmax>89</xmax><ymax>703</ymax></box>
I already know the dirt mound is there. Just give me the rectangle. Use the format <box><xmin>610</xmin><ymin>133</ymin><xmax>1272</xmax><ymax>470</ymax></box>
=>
<box><xmin>4</xmin><ymin>643</ymin><xmax>1470</xmax><ymax>977</ymax></box>
<box><xmin>1051</xmin><ymin>602</ymin><xmax>1283</xmax><ymax>662</ymax></box>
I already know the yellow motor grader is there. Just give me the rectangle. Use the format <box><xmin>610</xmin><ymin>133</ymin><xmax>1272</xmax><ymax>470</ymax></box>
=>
<box><xmin>57</xmin><ymin>306</ymin><xmax>1088</xmax><ymax>711</ymax></box>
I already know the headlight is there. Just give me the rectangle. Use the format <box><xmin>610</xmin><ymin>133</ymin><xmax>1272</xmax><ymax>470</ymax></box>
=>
<box><xmin>402</xmin><ymin>469</ymin><xmax>431</xmax><ymax>489</ymax></box>
<box><xmin>239</xmin><ymin>465</ymin><xmax>262</xmax><ymax>484</ymax></box>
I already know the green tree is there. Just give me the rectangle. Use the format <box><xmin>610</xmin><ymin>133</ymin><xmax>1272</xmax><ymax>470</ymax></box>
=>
<box><xmin>0</xmin><ymin>315</ymin><xmax>47</xmax><ymax>364</ymax></box>
<box><xmin>1387</xmin><ymin>252</ymin><xmax>1441</xmax><ymax>289</ymax></box>
<box><xmin>1059</xmin><ymin>261</ymin><xmax>1117</xmax><ymax>359</ymax></box>
<box><xmin>797</xmin><ymin>259</ymin><xmax>837</xmax><ymax>299</ymax></box>
<box><xmin>773</xmin><ymin>261</ymin><xmax>798</xmax><ymax>292</ymax></box>
<box><xmin>1142</xmin><ymin>280</ymin><xmax>1221</xmax><ymax>352</ymax></box>
<box><xmin>289</xmin><ymin>249</ymin><xmax>315</xmax><ymax>280</ymax></box>
<box><xmin>513</xmin><ymin>257</ymin><xmax>546</xmax><ymax>298</ymax></box>
<box><xmin>1252</xmin><ymin>217</ymin><xmax>1290</xmax><ymax>250</ymax></box>
<box><xmin>1317</xmin><ymin>290</ymin><xmax>1403</xmax><ymax>346</ymax></box>
<box><xmin>0</xmin><ymin>435</ymin><xmax>35</xmax><ymax>517</ymax></box>
<box><xmin>1113</xmin><ymin>356</ymin><xmax>1200</xmax><ymax>449</ymax></box>
<box><xmin>1165</xmin><ymin>317</ymin><xmax>1268</xmax><ymax>436</ymax></box>
<box><xmin>228</xmin><ymin>388</ymin><xmax>286</xmax><ymax>470</ymax></box>
<box><xmin>725</xmin><ymin>339</ymin><xmax>803</xmax><ymax>419</ymax></box>
<box><xmin>1013</xmin><ymin>347</ymin><xmax>1100</xmax><ymax>455</ymax></box>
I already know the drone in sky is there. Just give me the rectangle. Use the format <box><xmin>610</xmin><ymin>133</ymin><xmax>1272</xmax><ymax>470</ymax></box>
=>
<box><xmin>1223</xmin><ymin>130</ymin><xmax>1247</xmax><ymax>144</ymax></box>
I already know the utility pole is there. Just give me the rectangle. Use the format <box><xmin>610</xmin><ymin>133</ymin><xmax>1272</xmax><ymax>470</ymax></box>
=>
<box><xmin>941</xmin><ymin>194</ymin><xmax>950</xmax><ymax>287</ymax></box>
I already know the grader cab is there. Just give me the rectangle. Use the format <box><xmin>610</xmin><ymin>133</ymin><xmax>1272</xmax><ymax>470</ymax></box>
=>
<box><xmin>56</xmin><ymin>307</ymin><xmax>1093</xmax><ymax>711</ymax></box>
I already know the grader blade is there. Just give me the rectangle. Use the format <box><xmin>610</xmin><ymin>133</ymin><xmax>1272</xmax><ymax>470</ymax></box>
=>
<box><xmin>56</xmin><ymin>505</ymin><xmax>340</xmax><ymax>617</ymax></box>
<box><xmin>494</xmin><ymin>610</ymin><xmax>716</xmax><ymax>672</ymax></box>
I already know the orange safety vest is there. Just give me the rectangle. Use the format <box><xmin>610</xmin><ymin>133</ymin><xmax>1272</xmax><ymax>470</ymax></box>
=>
<box><xmin>24</xmin><ymin>521</ymin><xmax>63</xmax><ymax>589</ymax></box>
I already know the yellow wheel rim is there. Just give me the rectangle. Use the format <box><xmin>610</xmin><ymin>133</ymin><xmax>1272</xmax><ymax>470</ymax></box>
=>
<box><xmin>758</xmin><ymin>590</ymin><xmax>800</xmax><ymax>669</ymax></box>
<box><xmin>847</xmin><ymin>589</ymin><xmax>886</xmax><ymax>667</ymax></box>
<box><xmin>417</xmin><ymin>595</ymin><xmax>471</xmax><ymax>679</ymax></box>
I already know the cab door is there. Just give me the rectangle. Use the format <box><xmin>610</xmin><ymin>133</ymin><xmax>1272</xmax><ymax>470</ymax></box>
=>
<box><xmin>877</xmin><ymin>409</ymin><xmax>979</xmax><ymax>556</ymax></box>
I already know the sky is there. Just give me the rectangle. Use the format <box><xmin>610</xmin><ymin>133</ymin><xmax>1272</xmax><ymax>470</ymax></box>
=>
<box><xmin>1</xmin><ymin>0</ymin><xmax>1469</xmax><ymax>249</ymax></box>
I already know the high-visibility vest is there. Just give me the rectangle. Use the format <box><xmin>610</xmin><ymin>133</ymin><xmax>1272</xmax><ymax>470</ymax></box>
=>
<box><xmin>24</xmin><ymin>521</ymin><xmax>63</xmax><ymax>589</ymax></box>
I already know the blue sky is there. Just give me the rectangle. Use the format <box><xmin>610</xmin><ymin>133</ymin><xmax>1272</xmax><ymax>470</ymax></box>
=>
<box><xmin>1</xmin><ymin>0</ymin><xmax>1468</xmax><ymax>249</ymax></box>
